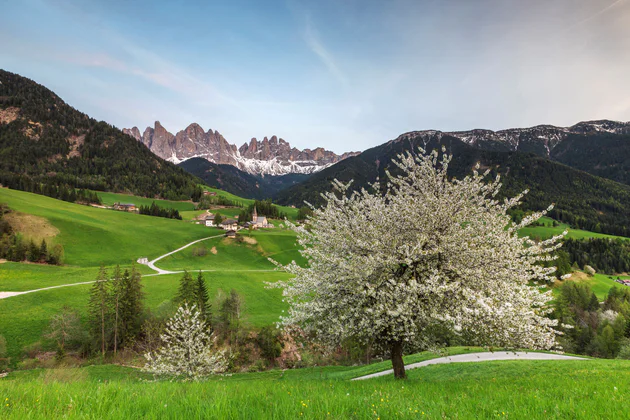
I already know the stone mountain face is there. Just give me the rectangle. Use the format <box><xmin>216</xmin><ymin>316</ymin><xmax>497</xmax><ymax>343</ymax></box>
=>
<box><xmin>123</xmin><ymin>122</ymin><xmax>358</xmax><ymax>176</ymax></box>
<box><xmin>393</xmin><ymin>120</ymin><xmax>630</xmax><ymax>158</ymax></box>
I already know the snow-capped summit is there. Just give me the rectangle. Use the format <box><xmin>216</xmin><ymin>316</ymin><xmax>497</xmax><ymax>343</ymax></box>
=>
<box><xmin>123</xmin><ymin>122</ymin><xmax>358</xmax><ymax>176</ymax></box>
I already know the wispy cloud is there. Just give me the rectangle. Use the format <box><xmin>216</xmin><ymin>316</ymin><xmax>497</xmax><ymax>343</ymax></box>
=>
<box><xmin>303</xmin><ymin>16</ymin><xmax>348</xmax><ymax>87</ymax></box>
<box><xmin>565</xmin><ymin>0</ymin><xmax>627</xmax><ymax>30</ymax></box>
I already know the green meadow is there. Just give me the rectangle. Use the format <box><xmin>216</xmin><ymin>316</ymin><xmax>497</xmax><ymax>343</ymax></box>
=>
<box><xmin>1</xmin><ymin>354</ymin><xmax>628</xmax><ymax>419</ymax></box>
<box><xmin>1</xmin><ymin>187</ymin><xmax>630</xmax><ymax>419</ymax></box>
<box><xmin>95</xmin><ymin>191</ymin><xmax>197</xmax><ymax>212</ymax></box>
<box><xmin>0</xmin><ymin>189</ymin><xmax>296</xmax><ymax>361</ymax></box>
<box><xmin>519</xmin><ymin>216</ymin><xmax>629</xmax><ymax>241</ymax></box>
<box><xmin>0</xmin><ymin>189</ymin><xmax>211</xmax><ymax>267</ymax></box>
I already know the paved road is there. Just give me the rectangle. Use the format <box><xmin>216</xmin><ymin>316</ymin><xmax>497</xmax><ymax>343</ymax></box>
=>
<box><xmin>0</xmin><ymin>234</ymin><xmax>277</xmax><ymax>300</ymax></box>
<box><xmin>351</xmin><ymin>351</ymin><xmax>588</xmax><ymax>380</ymax></box>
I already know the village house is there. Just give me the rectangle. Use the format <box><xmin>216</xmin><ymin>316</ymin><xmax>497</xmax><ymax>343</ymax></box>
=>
<box><xmin>113</xmin><ymin>202</ymin><xmax>137</xmax><ymax>212</ymax></box>
<box><xmin>615</xmin><ymin>278</ymin><xmax>630</xmax><ymax>287</ymax></box>
<box><xmin>204</xmin><ymin>214</ymin><xmax>216</xmax><ymax>227</ymax></box>
<box><xmin>220</xmin><ymin>218</ymin><xmax>239</xmax><ymax>231</ymax></box>
<box><xmin>202</xmin><ymin>191</ymin><xmax>217</xmax><ymax>197</ymax></box>
<box><xmin>225</xmin><ymin>230</ymin><xmax>237</xmax><ymax>238</ymax></box>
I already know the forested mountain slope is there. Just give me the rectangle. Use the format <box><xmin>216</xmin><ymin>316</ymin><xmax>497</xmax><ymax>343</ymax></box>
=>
<box><xmin>276</xmin><ymin>133</ymin><xmax>630</xmax><ymax>237</ymax></box>
<box><xmin>179</xmin><ymin>157</ymin><xmax>310</xmax><ymax>199</ymax></box>
<box><xmin>0</xmin><ymin>70</ymin><xmax>202</xmax><ymax>200</ymax></box>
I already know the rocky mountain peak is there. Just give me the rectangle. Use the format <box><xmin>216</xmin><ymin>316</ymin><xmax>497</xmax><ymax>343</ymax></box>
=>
<box><xmin>125</xmin><ymin>122</ymin><xmax>359</xmax><ymax>175</ymax></box>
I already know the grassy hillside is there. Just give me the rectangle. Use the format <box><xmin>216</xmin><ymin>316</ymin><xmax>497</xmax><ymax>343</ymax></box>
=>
<box><xmin>0</xmin><ymin>188</ymin><xmax>300</xmax><ymax>361</ymax></box>
<box><xmin>0</xmin><ymin>188</ymin><xmax>210</xmax><ymax>267</ymax></box>
<box><xmin>1</xmin><ymin>353</ymin><xmax>628</xmax><ymax>418</ymax></box>
<box><xmin>95</xmin><ymin>192</ymin><xmax>196</xmax><ymax>212</ymax></box>
<box><xmin>519</xmin><ymin>217</ymin><xmax>630</xmax><ymax>241</ymax></box>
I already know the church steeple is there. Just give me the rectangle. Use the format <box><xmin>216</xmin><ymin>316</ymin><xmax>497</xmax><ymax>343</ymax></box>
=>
<box><xmin>252</xmin><ymin>206</ymin><xmax>258</xmax><ymax>222</ymax></box>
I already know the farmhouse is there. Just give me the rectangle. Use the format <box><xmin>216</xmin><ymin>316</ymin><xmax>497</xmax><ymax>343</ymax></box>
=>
<box><xmin>113</xmin><ymin>202</ymin><xmax>136</xmax><ymax>212</ymax></box>
<box><xmin>615</xmin><ymin>279</ymin><xmax>630</xmax><ymax>287</ymax></box>
<box><xmin>225</xmin><ymin>230</ymin><xmax>237</xmax><ymax>238</ymax></box>
<box><xmin>203</xmin><ymin>191</ymin><xmax>217</xmax><ymax>196</ymax></box>
<box><xmin>204</xmin><ymin>214</ymin><xmax>216</xmax><ymax>227</ymax></box>
<box><xmin>220</xmin><ymin>218</ymin><xmax>239</xmax><ymax>231</ymax></box>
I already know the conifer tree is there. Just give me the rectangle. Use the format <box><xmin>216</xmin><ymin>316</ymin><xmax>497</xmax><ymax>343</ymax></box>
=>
<box><xmin>176</xmin><ymin>271</ymin><xmax>196</xmax><ymax>304</ymax></box>
<box><xmin>119</xmin><ymin>266</ymin><xmax>145</xmax><ymax>346</ymax></box>
<box><xmin>195</xmin><ymin>271</ymin><xmax>211</xmax><ymax>324</ymax></box>
<box><xmin>88</xmin><ymin>266</ymin><xmax>110</xmax><ymax>356</ymax></box>
<box><xmin>110</xmin><ymin>265</ymin><xmax>123</xmax><ymax>355</ymax></box>
<box><xmin>39</xmin><ymin>239</ymin><xmax>48</xmax><ymax>262</ymax></box>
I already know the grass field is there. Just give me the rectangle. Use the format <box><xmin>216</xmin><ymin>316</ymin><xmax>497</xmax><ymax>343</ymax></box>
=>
<box><xmin>519</xmin><ymin>217</ymin><xmax>629</xmax><ymax>241</ymax></box>
<box><xmin>1</xmin><ymin>354</ymin><xmax>628</xmax><ymax>419</ymax></box>
<box><xmin>0</xmin><ymin>189</ymin><xmax>300</xmax><ymax>362</ymax></box>
<box><xmin>2</xmin><ymin>187</ymin><xmax>629</xmax><ymax>419</ymax></box>
<box><xmin>95</xmin><ymin>191</ymin><xmax>196</xmax><ymax>212</ymax></box>
<box><xmin>0</xmin><ymin>189</ymin><xmax>211</xmax><ymax>267</ymax></box>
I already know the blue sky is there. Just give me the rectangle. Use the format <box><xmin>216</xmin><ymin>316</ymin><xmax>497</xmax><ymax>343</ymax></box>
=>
<box><xmin>2</xmin><ymin>0</ymin><xmax>629</xmax><ymax>153</ymax></box>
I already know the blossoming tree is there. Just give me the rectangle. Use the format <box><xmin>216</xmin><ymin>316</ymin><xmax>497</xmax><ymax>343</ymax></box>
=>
<box><xmin>272</xmin><ymin>149</ymin><xmax>566</xmax><ymax>379</ymax></box>
<box><xmin>144</xmin><ymin>304</ymin><xmax>226</xmax><ymax>380</ymax></box>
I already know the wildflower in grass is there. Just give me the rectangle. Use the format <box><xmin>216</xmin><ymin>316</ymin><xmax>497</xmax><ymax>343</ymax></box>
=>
<box><xmin>144</xmin><ymin>304</ymin><xmax>227</xmax><ymax>381</ymax></box>
<box><xmin>271</xmin><ymin>148</ymin><xmax>563</xmax><ymax>379</ymax></box>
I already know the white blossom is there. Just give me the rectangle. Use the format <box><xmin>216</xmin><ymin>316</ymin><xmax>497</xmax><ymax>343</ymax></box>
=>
<box><xmin>270</xmin><ymin>148</ymin><xmax>563</xmax><ymax>368</ymax></box>
<box><xmin>144</xmin><ymin>304</ymin><xmax>227</xmax><ymax>380</ymax></box>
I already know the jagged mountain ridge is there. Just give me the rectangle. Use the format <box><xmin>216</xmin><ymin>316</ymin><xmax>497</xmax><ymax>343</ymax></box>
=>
<box><xmin>124</xmin><ymin>122</ymin><xmax>359</xmax><ymax>176</ymax></box>
<box><xmin>396</xmin><ymin>119</ymin><xmax>630</xmax><ymax>157</ymax></box>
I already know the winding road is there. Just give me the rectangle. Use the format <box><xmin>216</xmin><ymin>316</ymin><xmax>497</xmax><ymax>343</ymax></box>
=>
<box><xmin>0</xmin><ymin>233</ymin><xmax>275</xmax><ymax>300</ymax></box>
<box><xmin>351</xmin><ymin>351</ymin><xmax>588</xmax><ymax>380</ymax></box>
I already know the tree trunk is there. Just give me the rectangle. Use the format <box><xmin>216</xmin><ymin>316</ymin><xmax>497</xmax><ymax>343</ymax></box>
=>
<box><xmin>391</xmin><ymin>340</ymin><xmax>406</xmax><ymax>379</ymax></box>
<box><xmin>101</xmin><ymin>306</ymin><xmax>105</xmax><ymax>356</ymax></box>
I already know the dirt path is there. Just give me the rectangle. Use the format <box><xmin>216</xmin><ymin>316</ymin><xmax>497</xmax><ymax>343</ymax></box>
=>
<box><xmin>0</xmin><ymin>234</ymin><xmax>277</xmax><ymax>300</ymax></box>
<box><xmin>145</xmin><ymin>234</ymin><xmax>224</xmax><ymax>274</ymax></box>
<box><xmin>351</xmin><ymin>351</ymin><xmax>588</xmax><ymax>380</ymax></box>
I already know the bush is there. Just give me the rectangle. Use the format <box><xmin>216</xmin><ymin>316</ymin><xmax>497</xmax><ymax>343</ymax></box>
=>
<box><xmin>192</xmin><ymin>247</ymin><xmax>207</xmax><ymax>257</ymax></box>
<box><xmin>617</xmin><ymin>339</ymin><xmax>630</xmax><ymax>360</ymax></box>
<box><xmin>17</xmin><ymin>358</ymin><xmax>41</xmax><ymax>370</ymax></box>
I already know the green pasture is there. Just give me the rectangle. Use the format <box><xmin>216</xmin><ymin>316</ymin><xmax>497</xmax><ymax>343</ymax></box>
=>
<box><xmin>519</xmin><ymin>217</ymin><xmax>629</xmax><ymax>241</ymax></box>
<box><xmin>1</xmin><ymin>355</ymin><xmax>628</xmax><ymax>419</ymax></box>
<box><xmin>95</xmin><ymin>191</ymin><xmax>196</xmax><ymax>212</ymax></box>
<box><xmin>0</xmin><ymin>189</ymin><xmax>211</xmax><ymax>267</ymax></box>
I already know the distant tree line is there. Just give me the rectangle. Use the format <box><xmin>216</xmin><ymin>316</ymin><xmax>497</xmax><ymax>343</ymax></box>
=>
<box><xmin>237</xmin><ymin>199</ymin><xmax>286</xmax><ymax>223</ymax></box>
<box><xmin>138</xmin><ymin>202</ymin><xmax>182</xmax><ymax>220</ymax></box>
<box><xmin>562</xmin><ymin>238</ymin><xmax>630</xmax><ymax>275</ymax></box>
<box><xmin>197</xmin><ymin>195</ymin><xmax>244</xmax><ymax>210</ymax></box>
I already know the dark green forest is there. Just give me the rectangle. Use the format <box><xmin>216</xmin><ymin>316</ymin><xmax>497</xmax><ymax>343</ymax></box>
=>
<box><xmin>0</xmin><ymin>70</ymin><xmax>203</xmax><ymax>201</ymax></box>
<box><xmin>275</xmin><ymin>134</ymin><xmax>630</xmax><ymax>237</ymax></box>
